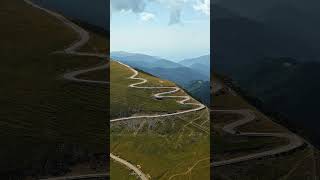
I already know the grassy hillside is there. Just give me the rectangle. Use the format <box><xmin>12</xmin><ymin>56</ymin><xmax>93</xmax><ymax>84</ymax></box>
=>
<box><xmin>110</xmin><ymin>61</ymin><xmax>192</xmax><ymax>119</ymax></box>
<box><xmin>110</xmin><ymin>161</ymin><xmax>136</xmax><ymax>180</ymax></box>
<box><xmin>213</xmin><ymin>3</ymin><xmax>320</xmax><ymax>147</ymax></box>
<box><xmin>212</xmin><ymin>75</ymin><xmax>318</xmax><ymax>179</ymax></box>
<box><xmin>111</xmin><ymin>52</ymin><xmax>210</xmax><ymax>104</ymax></box>
<box><xmin>0</xmin><ymin>0</ymin><xmax>108</xmax><ymax>178</ymax></box>
<box><xmin>77</xmin><ymin>22</ymin><xmax>108</xmax><ymax>54</ymax></box>
<box><xmin>110</xmin><ymin>61</ymin><xmax>210</xmax><ymax>179</ymax></box>
<box><xmin>235</xmin><ymin>58</ymin><xmax>320</xmax><ymax>146</ymax></box>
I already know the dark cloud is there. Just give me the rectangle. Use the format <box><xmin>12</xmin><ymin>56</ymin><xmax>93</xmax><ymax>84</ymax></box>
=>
<box><xmin>169</xmin><ymin>8</ymin><xmax>181</xmax><ymax>25</ymax></box>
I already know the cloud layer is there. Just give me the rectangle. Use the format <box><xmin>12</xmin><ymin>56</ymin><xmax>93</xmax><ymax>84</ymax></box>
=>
<box><xmin>140</xmin><ymin>12</ymin><xmax>155</xmax><ymax>21</ymax></box>
<box><xmin>193</xmin><ymin>0</ymin><xmax>210</xmax><ymax>15</ymax></box>
<box><xmin>111</xmin><ymin>0</ymin><xmax>209</xmax><ymax>24</ymax></box>
<box><xmin>111</xmin><ymin>0</ymin><xmax>187</xmax><ymax>24</ymax></box>
<box><xmin>157</xmin><ymin>0</ymin><xmax>187</xmax><ymax>25</ymax></box>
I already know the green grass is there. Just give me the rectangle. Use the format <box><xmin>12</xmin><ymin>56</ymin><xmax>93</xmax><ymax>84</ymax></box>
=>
<box><xmin>0</xmin><ymin>0</ymin><xmax>108</xmax><ymax>176</ymax></box>
<box><xmin>79</xmin><ymin>30</ymin><xmax>108</xmax><ymax>54</ymax></box>
<box><xmin>213</xmin><ymin>93</ymin><xmax>252</xmax><ymax>109</ymax></box>
<box><xmin>110</xmin><ymin>161</ymin><xmax>137</xmax><ymax>180</ymax></box>
<box><xmin>212</xmin><ymin>134</ymin><xmax>289</xmax><ymax>160</ymax></box>
<box><xmin>77</xmin><ymin>62</ymin><xmax>109</xmax><ymax>81</ymax></box>
<box><xmin>213</xmin><ymin>148</ymin><xmax>315</xmax><ymax>180</ymax></box>
<box><xmin>110</xmin><ymin>61</ymin><xmax>210</xmax><ymax>179</ymax></box>
<box><xmin>110</xmin><ymin>61</ymin><xmax>192</xmax><ymax>119</ymax></box>
<box><xmin>212</xmin><ymin>93</ymin><xmax>290</xmax><ymax>161</ymax></box>
<box><xmin>211</xmin><ymin>112</ymin><xmax>243</xmax><ymax>133</ymax></box>
<box><xmin>111</xmin><ymin>110</ymin><xmax>210</xmax><ymax>179</ymax></box>
<box><xmin>212</xmin><ymin>76</ymin><xmax>318</xmax><ymax>179</ymax></box>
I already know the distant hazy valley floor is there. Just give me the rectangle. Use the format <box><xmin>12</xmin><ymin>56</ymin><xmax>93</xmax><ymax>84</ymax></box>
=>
<box><xmin>110</xmin><ymin>61</ymin><xmax>210</xmax><ymax>179</ymax></box>
<box><xmin>212</xmin><ymin>76</ymin><xmax>320</xmax><ymax>180</ymax></box>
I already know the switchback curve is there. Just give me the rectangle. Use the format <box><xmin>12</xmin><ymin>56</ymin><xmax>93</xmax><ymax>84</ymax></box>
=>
<box><xmin>212</xmin><ymin>108</ymin><xmax>304</xmax><ymax>167</ymax></box>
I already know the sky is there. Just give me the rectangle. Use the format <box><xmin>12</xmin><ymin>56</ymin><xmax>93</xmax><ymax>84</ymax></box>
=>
<box><xmin>110</xmin><ymin>0</ymin><xmax>210</xmax><ymax>61</ymax></box>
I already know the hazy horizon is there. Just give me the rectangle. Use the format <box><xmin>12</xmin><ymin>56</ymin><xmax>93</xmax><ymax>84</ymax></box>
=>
<box><xmin>111</xmin><ymin>50</ymin><xmax>209</xmax><ymax>62</ymax></box>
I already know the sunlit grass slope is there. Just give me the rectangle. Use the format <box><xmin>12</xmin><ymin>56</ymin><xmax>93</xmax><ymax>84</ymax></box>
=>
<box><xmin>110</xmin><ymin>61</ymin><xmax>210</xmax><ymax>179</ymax></box>
<box><xmin>110</xmin><ymin>60</ymin><xmax>192</xmax><ymax>119</ymax></box>
<box><xmin>110</xmin><ymin>161</ymin><xmax>135</xmax><ymax>180</ymax></box>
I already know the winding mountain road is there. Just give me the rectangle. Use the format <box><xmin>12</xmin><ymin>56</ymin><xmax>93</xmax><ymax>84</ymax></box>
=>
<box><xmin>23</xmin><ymin>0</ymin><xmax>107</xmax><ymax>58</ymax></box>
<box><xmin>23</xmin><ymin>0</ymin><xmax>109</xmax><ymax>179</ymax></box>
<box><xmin>109</xmin><ymin>62</ymin><xmax>207</xmax><ymax>179</ymax></box>
<box><xmin>24</xmin><ymin>0</ymin><xmax>207</xmax><ymax>179</ymax></box>
<box><xmin>110</xmin><ymin>154</ymin><xmax>149</xmax><ymax>180</ymax></box>
<box><xmin>111</xmin><ymin>62</ymin><xmax>206</xmax><ymax>122</ymax></box>
<box><xmin>23</xmin><ymin>0</ymin><xmax>307</xmax><ymax>177</ymax></box>
<box><xmin>63</xmin><ymin>63</ymin><xmax>109</xmax><ymax>84</ymax></box>
<box><xmin>212</xmin><ymin>104</ymin><xmax>304</xmax><ymax>167</ymax></box>
<box><xmin>24</xmin><ymin>0</ymin><xmax>109</xmax><ymax>85</ymax></box>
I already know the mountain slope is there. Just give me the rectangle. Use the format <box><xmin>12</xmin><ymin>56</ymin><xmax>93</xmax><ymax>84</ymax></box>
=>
<box><xmin>179</xmin><ymin>55</ymin><xmax>210</xmax><ymax>67</ymax></box>
<box><xmin>214</xmin><ymin>1</ymin><xmax>320</xmax><ymax>58</ymax></box>
<box><xmin>111</xmin><ymin>51</ymin><xmax>208</xmax><ymax>85</ymax></box>
<box><xmin>110</xmin><ymin>60</ymin><xmax>210</xmax><ymax>179</ymax></box>
<box><xmin>179</xmin><ymin>55</ymin><xmax>210</xmax><ymax>76</ymax></box>
<box><xmin>109</xmin><ymin>61</ymin><xmax>192</xmax><ymax>119</ymax></box>
<box><xmin>111</xmin><ymin>52</ymin><xmax>209</xmax><ymax>105</ymax></box>
<box><xmin>212</xmin><ymin>75</ymin><xmax>319</xmax><ymax>180</ymax></box>
<box><xmin>236</xmin><ymin>58</ymin><xmax>320</xmax><ymax>146</ymax></box>
<box><xmin>212</xmin><ymin>4</ymin><xmax>317</xmax><ymax>79</ymax></box>
<box><xmin>0</xmin><ymin>0</ymin><xmax>108</xmax><ymax>178</ymax></box>
<box><xmin>111</xmin><ymin>51</ymin><xmax>183</xmax><ymax>69</ymax></box>
<box><xmin>186</xmin><ymin>80</ymin><xmax>210</xmax><ymax>105</ymax></box>
<box><xmin>213</xmin><ymin>3</ymin><xmax>320</xmax><ymax>148</ymax></box>
<box><xmin>212</xmin><ymin>5</ymin><xmax>316</xmax><ymax>67</ymax></box>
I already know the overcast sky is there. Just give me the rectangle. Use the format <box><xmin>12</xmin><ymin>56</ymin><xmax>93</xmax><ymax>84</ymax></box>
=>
<box><xmin>110</xmin><ymin>0</ymin><xmax>210</xmax><ymax>61</ymax></box>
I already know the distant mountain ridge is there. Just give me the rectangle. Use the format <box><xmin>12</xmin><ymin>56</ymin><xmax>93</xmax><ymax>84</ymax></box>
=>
<box><xmin>212</xmin><ymin>2</ymin><xmax>320</xmax><ymax>148</ymax></box>
<box><xmin>212</xmin><ymin>4</ymin><xmax>317</xmax><ymax>79</ymax></box>
<box><xmin>179</xmin><ymin>55</ymin><xmax>209</xmax><ymax>66</ymax></box>
<box><xmin>111</xmin><ymin>51</ymin><xmax>183</xmax><ymax>69</ymax></box>
<box><xmin>111</xmin><ymin>51</ymin><xmax>210</xmax><ymax>105</ymax></box>
<box><xmin>214</xmin><ymin>1</ymin><xmax>320</xmax><ymax>58</ymax></box>
<box><xmin>179</xmin><ymin>55</ymin><xmax>210</xmax><ymax>77</ymax></box>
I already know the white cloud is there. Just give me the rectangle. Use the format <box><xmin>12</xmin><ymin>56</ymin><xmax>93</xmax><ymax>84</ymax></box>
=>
<box><xmin>140</xmin><ymin>12</ymin><xmax>155</xmax><ymax>21</ymax></box>
<box><xmin>111</xmin><ymin>0</ymin><xmax>205</xmax><ymax>25</ymax></box>
<box><xmin>193</xmin><ymin>0</ymin><xmax>210</xmax><ymax>15</ymax></box>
